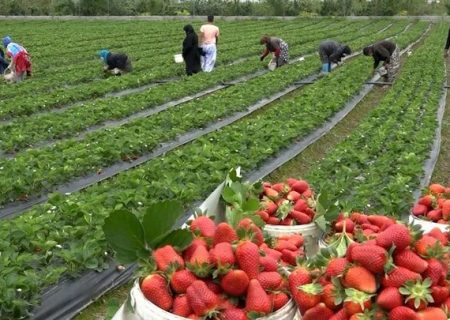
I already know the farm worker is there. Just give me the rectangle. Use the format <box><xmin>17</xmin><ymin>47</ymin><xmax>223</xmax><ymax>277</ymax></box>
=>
<box><xmin>260</xmin><ymin>35</ymin><xmax>289</xmax><ymax>70</ymax></box>
<box><xmin>98</xmin><ymin>49</ymin><xmax>132</xmax><ymax>75</ymax></box>
<box><xmin>0</xmin><ymin>47</ymin><xmax>9</xmax><ymax>74</ymax></box>
<box><xmin>445</xmin><ymin>27</ymin><xmax>450</xmax><ymax>58</ymax></box>
<box><xmin>182</xmin><ymin>24</ymin><xmax>201</xmax><ymax>76</ymax></box>
<box><xmin>199</xmin><ymin>15</ymin><xmax>220</xmax><ymax>72</ymax></box>
<box><xmin>2</xmin><ymin>36</ymin><xmax>32</xmax><ymax>82</ymax></box>
<box><xmin>363</xmin><ymin>40</ymin><xmax>399</xmax><ymax>83</ymax></box>
<box><xmin>318</xmin><ymin>40</ymin><xmax>351</xmax><ymax>74</ymax></box>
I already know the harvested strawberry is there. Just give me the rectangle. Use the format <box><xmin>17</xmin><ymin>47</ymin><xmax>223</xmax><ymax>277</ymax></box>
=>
<box><xmin>173</xmin><ymin>294</ymin><xmax>192</xmax><ymax>317</ymax></box>
<box><xmin>259</xmin><ymin>255</ymin><xmax>279</xmax><ymax>272</ymax></box>
<box><xmin>343</xmin><ymin>266</ymin><xmax>377</xmax><ymax>293</ymax></box>
<box><xmin>351</xmin><ymin>244</ymin><xmax>388</xmax><ymax>274</ymax></box>
<box><xmin>170</xmin><ymin>269</ymin><xmax>198</xmax><ymax>294</ymax></box>
<box><xmin>190</xmin><ymin>215</ymin><xmax>216</xmax><ymax>239</ymax></box>
<box><xmin>153</xmin><ymin>245</ymin><xmax>184</xmax><ymax>272</ymax></box>
<box><xmin>186</xmin><ymin>280</ymin><xmax>219</xmax><ymax>317</ymax></box>
<box><xmin>269</xmin><ymin>292</ymin><xmax>290</xmax><ymax>311</ymax></box>
<box><xmin>210</xmin><ymin>242</ymin><xmax>235</xmax><ymax>270</ymax></box>
<box><xmin>188</xmin><ymin>245</ymin><xmax>212</xmax><ymax>278</ymax></box>
<box><xmin>427</xmin><ymin>228</ymin><xmax>449</xmax><ymax>246</ymax></box>
<box><xmin>343</xmin><ymin>288</ymin><xmax>373</xmax><ymax>315</ymax></box>
<box><xmin>141</xmin><ymin>274</ymin><xmax>173</xmax><ymax>311</ymax></box>
<box><xmin>389</xmin><ymin>306</ymin><xmax>419</xmax><ymax>320</ymax></box>
<box><xmin>235</xmin><ymin>240</ymin><xmax>260</xmax><ymax>280</ymax></box>
<box><xmin>220</xmin><ymin>269</ymin><xmax>249</xmax><ymax>296</ymax></box>
<box><xmin>415</xmin><ymin>235</ymin><xmax>439</xmax><ymax>257</ymax></box>
<box><xmin>430</xmin><ymin>285</ymin><xmax>449</xmax><ymax>305</ymax></box>
<box><xmin>213</xmin><ymin>223</ymin><xmax>238</xmax><ymax>245</ymax></box>
<box><xmin>399</xmin><ymin>278</ymin><xmax>434</xmax><ymax>311</ymax></box>
<box><xmin>302</xmin><ymin>302</ymin><xmax>334</xmax><ymax>320</ymax></box>
<box><xmin>393</xmin><ymin>249</ymin><xmax>429</xmax><ymax>274</ymax></box>
<box><xmin>293</xmin><ymin>283</ymin><xmax>323</xmax><ymax>314</ymax></box>
<box><xmin>382</xmin><ymin>266</ymin><xmax>421</xmax><ymax>288</ymax></box>
<box><xmin>325</xmin><ymin>257</ymin><xmax>349</xmax><ymax>278</ymax></box>
<box><xmin>322</xmin><ymin>280</ymin><xmax>343</xmax><ymax>310</ymax></box>
<box><xmin>290</xmin><ymin>210</ymin><xmax>312</xmax><ymax>224</ymax></box>
<box><xmin>377</xmin><ymin>287</ymin><xmax>403</xmax><ymax>310</ymax></box>
<box><xmin>329</xmin><ymin>308</ymin><xmax>348</xmax><ymax>320</ymax></box>
<box><xmin>245</xmin><ymin>279</ymin><xmax>272</xmax><ymax>316</ymax></box>
<box><xmin>376</xmin><ymin>223</ymin><xmax>411</xmax><ymax>251</ymax></box>
<box><xmin>429</xmin><ymin>183</ymin><xmax>446</xmax><ymax>194</ymax></box>
<box><xmin>219</xmin><ymin>308</ymin><xmax>247</xmax><ymax>320</ymax></box>
<box><xmin>423</xmin><ymin>258</ymin><xmax>445</xmax><ymax>286</ymax></box>
<box><xmin>417</xmin><ymin>307</ymin><xmax>448</xmax><ymax>320</ymax></box>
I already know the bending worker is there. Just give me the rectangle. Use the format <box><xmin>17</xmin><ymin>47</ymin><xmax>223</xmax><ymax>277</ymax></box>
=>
<box><xmin>363</xmin><ymin>40</ymin><xmax>399</xmax><ymax>83</ymax></box>
<box><xmin>318</xmin><ymin>40</ymin><xmax>351</xmax><ymax>74</ymax></box>
<box><xmin>260</xmin><ymin>35</ymin><xmax>289</xmax><ymax>70</ymax></box>
<box><xmin>98</xmin><ymin>49</ymin><xmax>132</xmax><ymax>75</ymax></box>
<box><xmin>2</xmin><ymin>36</ymin><xmax>32</xmax><ymax>82</ymax></box>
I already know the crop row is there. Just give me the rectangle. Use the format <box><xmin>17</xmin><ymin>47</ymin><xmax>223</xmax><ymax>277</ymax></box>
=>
<box><xmin>0</xmin><ymin>20</ymin><xmax>421</xmax><ymax>207</ymax></box>
<box><xmin>0</xmin><ymin>19</ymin><xmax>332</xmax><ymax>101</ymax></box>
<box><xmin>0</xmin><ymin>23</ymin><xmax>427</xmax><ymax>318</ymax></box>
<box><xmin>0</xmin><ymin>19</ymin><xmax>398</xmax><ymax>152</ymax></box>
<box><xmin>306</xmin><ymin>24</ymin><xmax>446</xmax><ymax>216</ymax></box>
<box><xmin>0</xmin><ymin>20</ymin><xmax>400</xmax><ymax>122</ymax></box>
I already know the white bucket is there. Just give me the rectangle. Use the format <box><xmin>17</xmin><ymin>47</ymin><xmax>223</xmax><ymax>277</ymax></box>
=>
<box><xmin>174</xmin><ymin>54</ymin><xmax>184</xmax><ymax>64</ymax></box>
<box><xmin>112</xmin><ymin>280</ymin><xmax>301</xmax><ymax>320</ymax></box>
<box><xmin>264</xmin><ymin>223</ymin><xmax>321</xmax><ymax>258</ymax></box>
<box><xmin>268</xmin><ymin>57</ymin><xmax>277</xmax><ymax>71</ymax></box>
<box><xmin>409</xmin><ymin>214</ymin><xmax>448</xmax><ymax>233</ymax></box>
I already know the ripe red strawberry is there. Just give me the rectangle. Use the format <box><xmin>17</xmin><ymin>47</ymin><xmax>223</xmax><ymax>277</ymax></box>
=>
<box><xmin>362</xmin><ymin>223</ymin><xmax>380</xmax><ymax>233</ymax></box>
<box><xmin>287</xmin><ymin>190</ymin><xmax>302</xmax><ymax>201</ymax></box>
<box><xmin>188</xmin><ymin>245</ymin><xmax>212</xmax><ymax>278</ymax></box>
<box><xmin>417</xmin><ymin>307</ymin><xmax>448</xmax><ymax>320</ymax></box>
<box><xmin>273</xmin><ymin>239</ymin><xmax>298</xmax><ymax>252</ymax></box>
<box><xmin>343</xmin><ymin>266</ymin><xmax>376</xmax><ymax>293</ymax></box>
<box><xmin>346</xmin><ymin>242</ymin><xmax>361</xmax><ymax>262</ymax></box>
<box><xmin>427</xmin><ymin>228</ymin><xmax>449</xmax><ymax>246</ymax></box>
<box><xmin>259</xmin><ymin>255</ymin><xmax>279</xmax><ymax>272</ymax></box>
<box><xmin>293</xmin><ymin>283</ymin><xmax>323</xmax><ymax>314</ymax></box>
<box><xmin>213</xmin><ymin>223</ymin><xmax>238</xmax><ymax>245</ymax></box>
<box><xmin>245</xmin><ymin>279</ymin><xmax>271</xmax><ymax>315</ymax></box>
<box><xmin>367</xmin><ymin>215</ymin><xmax>395</xmax><ymax>228</ymax></box>
<box><xmin>429</xmin><ymin>183</ymin><xmax>446</xmax><ymax>194</ymax></box>
<box><xmin>257</xmin><ymin>210</ymin><xmax>270</xmax><ymax>222</ymax></box>
<box><xmin>173</xmin><ymin>294</ymin><xmax>192</xmax><ymax>317</ymax></box>
<box><xmin>141</xmin><ymin>274</ymin><xmax>173</xmax><ymax>311</ymax></box>
<box><xmin>351</xmin><ymin>212</ymin><xmax>369</xmax><ymax>224</ymax></box>
<box><xmin>325</xmin><ymin>258</ymin><xmax>349</xmax><ymax>278</ymax></box>
<box><xmin>431</xmin><ymin>285</ymin><xmax>450</xmax><ymax>305</ymax></box>
<box><xmin>289</xmin><ymin>267</ymin><xmax>312</xmax><ymax>297</ymax></box>
<box><xmin>427</xmin><ymin>209</ymin><xmax>442</xmax><ymax>221</ymax></box>
<box><xmin>260</xmin><ymin>244</ymin><xmax>282</xmax><ymax>260</ymax></box>
<box><xmin>237</xmin><ymin>219</ymin><xmax>264</xmax><ymax>246</ymax></box>
<box><xmin>272</xmin><ymin>182</ymin><xmax>288</xmax><ymax>193</ymax></box>
<box><xmin>264</xmin><ymin>187</ymin><xmax>279</xmax><ymax>200</ymax></box>
<box><xmin>377</xmin><ymin>287</ymin><xmax>403</xmax><ymax>310</ymax></box>
<box><xmin>170</xmin><ymin>269</ymin><xmax>198</xmax><ymax>294</ymax></box>
<box><xmin>281</xmin><ymin>249</ymin><xmax>302</xmax><ymax>265</ymax></box>
<box><xmin>153</xmin><ymin>245</ymin><xmax>184</xmax><ymax>272</ymax></box>
<box><xmin>394</xmin><ymin>249</ymin><xmax>429</xmax><ymax>273</ymax></box>
<box><xmin>302</xmin><ymin>302</ymin><xmax>334</xmax><ymax>320</ymax></box>
<box><xmin>415</xmin><ymin>235</ymin><xmax>439</xmax><ymax>257</ymax></box>
<box><xmin>219</xmin><ymin>308</ymin><xmax>247</xmax><ymax>320</ymax></box>
<box><xmin>389</xmin><ymin>306</ymin><xmax>419</xmax><ymax>320</ymax></box>
<box><xmin>329</xmin><ymin>308</ymin><xmax>348</xmax><ymax>320</ymax></box>
<box><xmin>220</xmin><ymin>269</ymin><xmax>249</xmax><ymax>296</ymax></box>
<box><xmin>257</xmin><ymin>272</ymin><xmax>283</xmax><ymax>291</ymax></box>
<box><xmin>267</xmin><ymin>217</ymin><xmax>280</xmax><ymax>225</ymax></box>
<box><xmin>280</xmin><ymin>233</ymin><xmax>304</xmax><ymax>247</ymax></box>
<box><xmin>190</xmin><ymin>216</ymin><xmax>216</xmax><ymax>239</ymax></box>
<box><xmin>413</xmin><ymin>204</ymin><xmax>429</xmax><ymax>216</ymax></box>
<box><xmin>186</xmin><ymin>280</ymin><xmax>219</xmax><ymax>317</ymax></box>
<box><xmin>290</xmin><ymin>179</ymin><xmax>309</xmax><ymax>194</ymax></box>
<box><xmin>418</xmin><ymin>195</ymin><xmax>435</xmax><ymax>208</ymax></box>
<box><xmin>293</xmin><ymin>199</ymin><xmax>309</xmax><ymax>212</ymax></box>
<box><xmin>376</xmin><ymin>224</ymin><xmax>411</xmax><ymax>251</ymax></box>
<box><xmin>262</xmin><ymin>200</ymin><xmax>278</xmax><ymax>216</ymax></box>
<box><xmin>442</xmin><ymin>199</ymin><xmax>450</xmax><ymax>220</ymax></box>
<box><xmin>351</xmin><ymin>244</ymin><xmax>388</xmax><ymax>274</ymax></box>
<box><xmin>235</xmin><ymin>240</ymin><xmax>260</xmax><ymax>279</ymax></box>
<box><xmin>269</xmin><ymin>292</ymin><xmax>290</xmax><ymax>311</ymax></box>
<box><xmin>382</xmin><ymin>266</ymin><xmax>421</xmax><ymax>288</ymax></box>
<box><xmin>423</xmin><ymin>258</ymin><xmax>445</xmax><ymax>286</ymax></box>
<box><xmin>322</xmin><ymin>282</ymin><xmax>342</xmax><ymax>310</ymax></box>
<box><xmin>290</xmin><ymin>210</ymin><xmax>312</xmax><ymax>224</ymax></box>
<box><xmin>210</xmin><ymin>242</ymin><xmax>235</xmax><ymax>269</ymax></box>
<box><xmin>335</xmin><ymin>218</ymin><xmax>355</xmax><ymax>234</ymax></box>
<box><xmin>183</xmin><ymin>237</ymin><xmax>208</xmax><ymax>261</ymax></box>
<box><xmin>204</xmin><ymin>279</ymin><xmax>223</xmax><ymax>294</ymax></box>
<box><xmin>343</xmin><ymin>288</ymin><xmax>372</xmax><ymax>316</ymax></box>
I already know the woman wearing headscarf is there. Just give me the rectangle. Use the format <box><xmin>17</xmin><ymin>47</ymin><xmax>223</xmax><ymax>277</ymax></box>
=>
<box><xmin>260</xmin><ymin>35</ymin><xmax>289</xmax><ymax>69</ymax></box>
<box><xmin>98</xmin><ymin>49</ymin><xmax>132</xmax><ymax>75</ymax></box>
<box><xmin>2</xmin><ymin>35</ymin><xmax>32</xmax><ymax>82</ymax></box>
<box><xmin>318</xmin><ymin>40</ymin><xmax>351</xmax><ymax>74</ymax></box>
<box><xmin>182</xmin><ymin>24</ymin><xmax>201</xmax><ymax>76</ymax></box>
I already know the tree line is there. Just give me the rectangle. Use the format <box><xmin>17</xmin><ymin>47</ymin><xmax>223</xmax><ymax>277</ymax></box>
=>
<box><xmin>0</xmin><ymin>0</ymin><xmax>447</xmax><ymax>16</ymax></box>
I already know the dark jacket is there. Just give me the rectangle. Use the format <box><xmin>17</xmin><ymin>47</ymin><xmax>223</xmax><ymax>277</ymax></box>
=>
<box><xmin>182</xmin><ymin>24</ymin><xmax>201</xmax><ymax>76</ymax></box>
<box><xmin>371</xmin><ymin>40</ymin><xmax>396</xmax><ymax>69</ymax></box>
<box><xmin>319</xmin><ymin>40</ymin><xmax>351</xmax><ymax>64</ymax></box>
<box><xmin>106</xmin><ymin>52</ymin><xmax>132</xmax><ymax>72</ymax></box>
<box><xmin>0</xmin><ymin>48</ymin><xmax>8</xmax><ymax>73</ymax></box>
<box><xmin>446</xmin><ymin>28</ymin><xmax>450</xmax><ymax>50</ymax></box>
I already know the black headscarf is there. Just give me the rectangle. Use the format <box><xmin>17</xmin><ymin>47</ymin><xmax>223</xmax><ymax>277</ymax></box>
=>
<box><xmin>184</xmin><ymin>24</ymin><xmax>195</xmax><ymax>35</ymax></box>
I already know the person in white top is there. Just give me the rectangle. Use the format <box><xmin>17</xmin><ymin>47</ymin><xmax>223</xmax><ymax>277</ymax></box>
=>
<box><xmin>199</xmin><ymin>15</ymin><xmax>220</xmax><ymax>72</ymax></box>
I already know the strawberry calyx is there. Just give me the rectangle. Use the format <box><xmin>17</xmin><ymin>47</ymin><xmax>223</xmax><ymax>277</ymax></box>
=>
<box><xmin>298</xmin><ymin>283</ymin><xmax>324</xmax><ymax>295</ymax></box>
<box><xmin>330</xmin><ymin>277</ymin><xmax>345</xmax><ymax>306</ymax></box>
<box><xmin>344</xmin><ymin>288</ymin><xmax>374</xmax><ymax>311</ymax></box>
<box><xmin>399</xmin><ymin>278</ymin><xmax>434</xmax><ymax>310</ymax></box>
<box><xmin>275</xmin><ymin>199</ymin><xmax>293</xmax><ymax>220</ymax></box>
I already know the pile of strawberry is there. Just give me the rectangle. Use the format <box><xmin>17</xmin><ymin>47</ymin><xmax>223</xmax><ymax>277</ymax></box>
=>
<box><xmin>289</xmin><ymin>223</ymin><xmax>450</xmax><ymax>320</ymax></box>
<box><xmin>323</xmin><ymin>212</ymin><xmax>401</xmax><ymax>244</ymax></box>
<box><xmin>412</xmin><ymin>183</ymin><xmax>450</xmax><ymax>224</ymax></box>
<box><xmin>140</xmin><ymin>215</ymin><xmax>306</xmax><ymax>319</ymax></box>
<box><xmin>257</xmin><ymin>178</ymin><xmax>316</xmax><ymax>226</ymax></box>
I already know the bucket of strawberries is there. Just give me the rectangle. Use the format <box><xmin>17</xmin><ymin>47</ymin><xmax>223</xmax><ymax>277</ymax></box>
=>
<box><xmin>290</xmin><ymin>223</ymin><xmax>449</xmax><ymax>320</ymax></box>
<box><xmin>411</xmin><ymin>183</ymin><xmax>450</xmax><ymax>233</ymax></box>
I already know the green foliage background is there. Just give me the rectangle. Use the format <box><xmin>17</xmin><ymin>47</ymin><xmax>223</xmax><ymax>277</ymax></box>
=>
<box><xmin>0</xmin><ymin>0</ymin><xmax>447</xmax><ymax>16</ymax></box>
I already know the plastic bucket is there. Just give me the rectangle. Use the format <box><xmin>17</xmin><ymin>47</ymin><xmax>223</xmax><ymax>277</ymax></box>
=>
<box><xmin>264</xmin><ymin>223</ymin><xmax>321</xmax><ymax>258</ymax></box>
<box><xmin>112</xmin><ymin>279</ymin><xmax>300</xmax><ymax>320</ymax></box>
<box><xmin>174</xmin><ymin>54</ymin><xmax>184</xmax><ymax>64</ymax></box>
<box><xmin>409</xmin><ymin>214</ymin><xmax>448</xmax><ymax>233</ymax></box>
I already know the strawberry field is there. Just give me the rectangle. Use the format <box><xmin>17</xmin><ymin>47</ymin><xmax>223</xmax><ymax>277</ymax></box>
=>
<box><xmin>0</xmin><ymin>17</ymin><xmax>448</xmax><ymax>320</ymax></box>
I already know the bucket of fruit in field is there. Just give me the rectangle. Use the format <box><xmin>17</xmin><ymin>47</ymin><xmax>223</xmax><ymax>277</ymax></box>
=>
<box><xmin>255</xmin><ymin>179</ymin><xmax>321</xmax><ymax>258</ymax></box>
<box><xmin>410</xmin><ymin>183</ymin><xmax>450</xmax><ymax>233</ymax></box>
<box><xmin>110</xmin><ymin>211</ymin><xmax>303</xmax><ymax>320</ymax></box>
<box><xmin>291</xmin><ymin>225</ymin><xmax>449</xmax><ymax>320</ymax></box>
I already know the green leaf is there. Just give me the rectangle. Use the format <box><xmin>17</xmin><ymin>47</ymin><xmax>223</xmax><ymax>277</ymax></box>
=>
<box><xmin>154</xmin><ymin>229</ymin><xmax>193</xmax><ymax>251</ymax></box>
<box><xmin>242</xmin><ymin>198</ymin><xmax>260</xmax><ymax>212</ymax></box>
<box><xmin>222</xmin><ymin>185</ymin><xmax>238</xmax><ymax>204</ymax></box>
<box><xmin>142</xmin><ymin>200</ymin><xmax>184</xmax><ymax>249</ymax></box>
<box><xmin>103</xmin><ymin>210</ymin><xmax>148</xmax><ymax>264</ymax></box>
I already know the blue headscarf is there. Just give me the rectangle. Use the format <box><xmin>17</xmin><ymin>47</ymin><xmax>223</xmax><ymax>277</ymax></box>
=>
<box><xmin>98</xmin><ymin>49</ymin><xmax>110</xmax><ymax>63</ymax></box>
<box><xmin>2</xmin><ymin>36</ymin><xmax>12</xmax><ymax>48</ymax></box>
